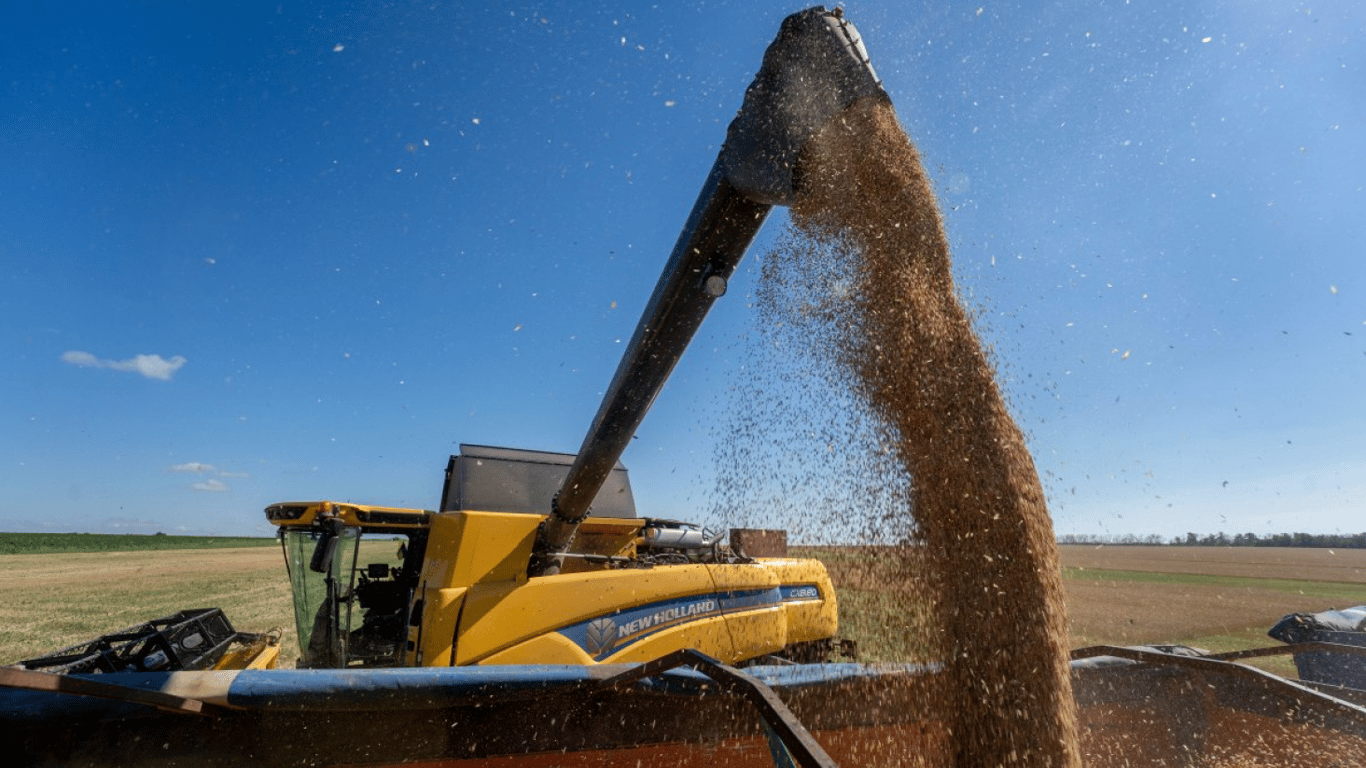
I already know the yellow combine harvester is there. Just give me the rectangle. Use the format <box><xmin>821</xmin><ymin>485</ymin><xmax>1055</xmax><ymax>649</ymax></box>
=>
<box><xmin>264</xmin><ymin>448</ymin><xmax>838</xmax><ymax>669</ymax></box>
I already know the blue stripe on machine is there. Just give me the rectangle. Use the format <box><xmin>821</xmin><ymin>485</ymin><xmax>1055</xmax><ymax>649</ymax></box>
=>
<box><xmin>718</xmin><ymin>586</ymin><xmax>782</xmax><ymax>613</ymax></box>
<box><xmin>559</xmin><ymin>586</ymin><xmax>787</xmax><ymax>659</ymax></box>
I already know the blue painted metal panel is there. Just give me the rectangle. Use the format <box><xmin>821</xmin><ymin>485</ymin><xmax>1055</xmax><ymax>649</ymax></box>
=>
<box><xmin>556</xmin><ymin>587</ymin><xmax>787</xmax><ymax>659</ymax></box>
<box><xmin>223</xmin><ymin>665</ymin><xmax>616</xmax><ymax>710</ymax></box>
<box><xmin>0</xmin><ymin>661</ymin><xmax>932</xmax><ymax>722</ymax></box>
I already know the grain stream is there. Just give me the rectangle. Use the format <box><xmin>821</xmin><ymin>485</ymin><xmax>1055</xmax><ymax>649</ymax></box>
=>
<box><xmin>753</xmin><ymin>96</ymin><xmax>1081</xmax><ymax>767</ymax></box>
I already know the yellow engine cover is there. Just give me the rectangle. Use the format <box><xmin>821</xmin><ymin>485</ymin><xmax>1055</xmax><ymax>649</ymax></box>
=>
<box><xmin>408</xmin><ymin>511</ymin><xmax>838</xmax><ymax>667</ymax></box>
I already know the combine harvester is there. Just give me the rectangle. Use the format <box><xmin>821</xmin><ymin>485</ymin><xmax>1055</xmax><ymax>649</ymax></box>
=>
<box><xmin>6</xmin><ymin>7</ymin><xmax>1366</xmax><ymax>766</ymax></box>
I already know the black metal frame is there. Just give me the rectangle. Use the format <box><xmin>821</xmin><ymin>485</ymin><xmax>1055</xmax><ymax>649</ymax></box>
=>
<box><xmin>1071</xmin><ymin>643</ymin><xmax>1366</xmax><ymax>718</ymax></box>
<box><xmin>603</xmin><ymin>648</ymin><xmax>840</xmax><ymax>768</ymax></box>
<box><xmin>18</xmin><ymin>608</ymin><xmax>253</xmax><ymax>674</ymax></box>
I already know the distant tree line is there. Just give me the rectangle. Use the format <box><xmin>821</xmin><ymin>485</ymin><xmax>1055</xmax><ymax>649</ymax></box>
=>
<box><xmin>1058</xmin><ymin>533</ymin><xmax>1168</xmax><ymax>546</ymax></box>
<box><xmin>1057</xmin><ymin>532</ymin><xmax>1366</xmax><ymax>548</ymax></box>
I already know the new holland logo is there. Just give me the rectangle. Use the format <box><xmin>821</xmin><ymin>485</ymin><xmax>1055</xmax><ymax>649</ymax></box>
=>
<box><xmin>585</xmin><ymin>617</ymin><xmax>618</xmax><ymax>658</ymax></box>
<box><xmin>616</xmin><ymin>599</ymin><xmax>718</xmax><ymax>641</ymax></box>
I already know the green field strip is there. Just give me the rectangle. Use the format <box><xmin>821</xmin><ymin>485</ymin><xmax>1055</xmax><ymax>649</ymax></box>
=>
<box><xmin>0</xmin><ymin>533</ymin><xmax>277</xmax><ymax>555</ymax></box>
<box><xmin>1062</xmin><ymin>566</ymin><xmax>1366</xmax><ymax>603</ymax></box>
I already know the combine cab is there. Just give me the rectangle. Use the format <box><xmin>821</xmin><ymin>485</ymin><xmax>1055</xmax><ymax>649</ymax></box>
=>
<box><xmin>266</xmin><ymin>501</ymin><xmax>427</xmax><ymax>669</ymax></box>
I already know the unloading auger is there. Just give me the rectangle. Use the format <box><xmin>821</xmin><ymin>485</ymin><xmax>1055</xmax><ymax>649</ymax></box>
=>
<box><xmin>530</xmin><ymin>6</ymin><xmax>889</xmax><ymax>577</ymax></box>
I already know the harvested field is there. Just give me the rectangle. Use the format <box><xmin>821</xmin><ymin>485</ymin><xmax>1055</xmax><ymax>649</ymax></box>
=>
<box><xmin>1064</xmin><ymin>574</ymin><xmax>1358</xmax><ymax>646</ymax></box>
<box><xmin>0</xmin><ymin>548</ymin><xmax>294</xmax><ymax>667</ymax></box>
<box><xmin>1059</xmin><ymin>544</ymin><xmax>1366</xmax><ymax>583</ymax></box>
<box><xmin>0</xmin><ymin>547</ymin><xmax>282</xmax><ymax>588</ymax></box>
<box><xmin>1058</xmin><ymin>545</ymin><xmax>1366</xmax><ymax>676</ymax></box>
<box><xmin>803</xmin><ymin>545</ymin><xmax>1365</xmax><ymax>676</ymax></box>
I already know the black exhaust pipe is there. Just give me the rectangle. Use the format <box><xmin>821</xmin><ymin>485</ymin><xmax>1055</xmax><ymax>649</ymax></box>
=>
<box><xmin>531</xmin><ymin>6</ymin><xmax>887</xmax><ymax>577</ymax></box>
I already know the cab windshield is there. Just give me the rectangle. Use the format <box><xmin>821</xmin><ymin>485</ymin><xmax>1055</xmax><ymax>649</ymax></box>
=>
<box><xmin>281</xmin><ymin>527</ymin><xmax>361</xmax><ymax>667</ymax></box>
<box><xmin>280</xmin><ymin>526</ymin><xmax>413</xmax><ymax>668</ymax></box>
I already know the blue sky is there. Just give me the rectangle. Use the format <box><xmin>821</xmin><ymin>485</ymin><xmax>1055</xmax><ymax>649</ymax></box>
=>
<box><xmin>2</xmin><ymin>1</ymin><xmax>1362</xmax><ymax>540</ymax></box>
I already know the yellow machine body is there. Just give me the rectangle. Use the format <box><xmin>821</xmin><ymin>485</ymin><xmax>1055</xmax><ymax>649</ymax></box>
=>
<box><xmin>266</xmin><ymin>499</ymin><xmax>838</xmax><ymax>669</ymax></box>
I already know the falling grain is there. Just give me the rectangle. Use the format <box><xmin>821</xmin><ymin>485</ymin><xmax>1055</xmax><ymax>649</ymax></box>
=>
<box><xmin>750</xmin><ymin>96</ymin><xmax>1082</xmax><ymax>767</ymax></box>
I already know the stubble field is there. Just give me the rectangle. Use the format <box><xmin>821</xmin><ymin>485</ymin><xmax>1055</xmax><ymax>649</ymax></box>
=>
<box><xmin>0</xmin><ymin>547</ymin><xmax>295</xmax><ymax>666</ymax></box>
<box><xmin>1058</xmin><ymin>544</ymin><xmax>1366</xmax><ymax>673</ymax></box>
<box><xmin>809</xmin><ymin>544</ymin><xmax>1366</xmax><ymax>673</ymax></box>
<box><xmin>1</xmin><ymin>544</ymin><xmax>1362</xmax><ymax>672</ymax></box>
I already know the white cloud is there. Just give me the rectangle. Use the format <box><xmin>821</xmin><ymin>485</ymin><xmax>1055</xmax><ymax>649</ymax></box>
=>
<box><xmin>169</xmin><ymin>462</ymin><xmax>216</xmax><ymax>473</ymax></box>
<box><xmin>192</xmin><ymin>479</ymin><xmax>230</xmax><ymax>493</ymax></box>
<box><xmin>62</xmin><ymin>350</ymin><xmax>187</xmax><ymax>381</ymax></box>
<box><xmin>61</xmin><ymin>350</ymin><xmax>101</xmax><ymax>368</ymax></box>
